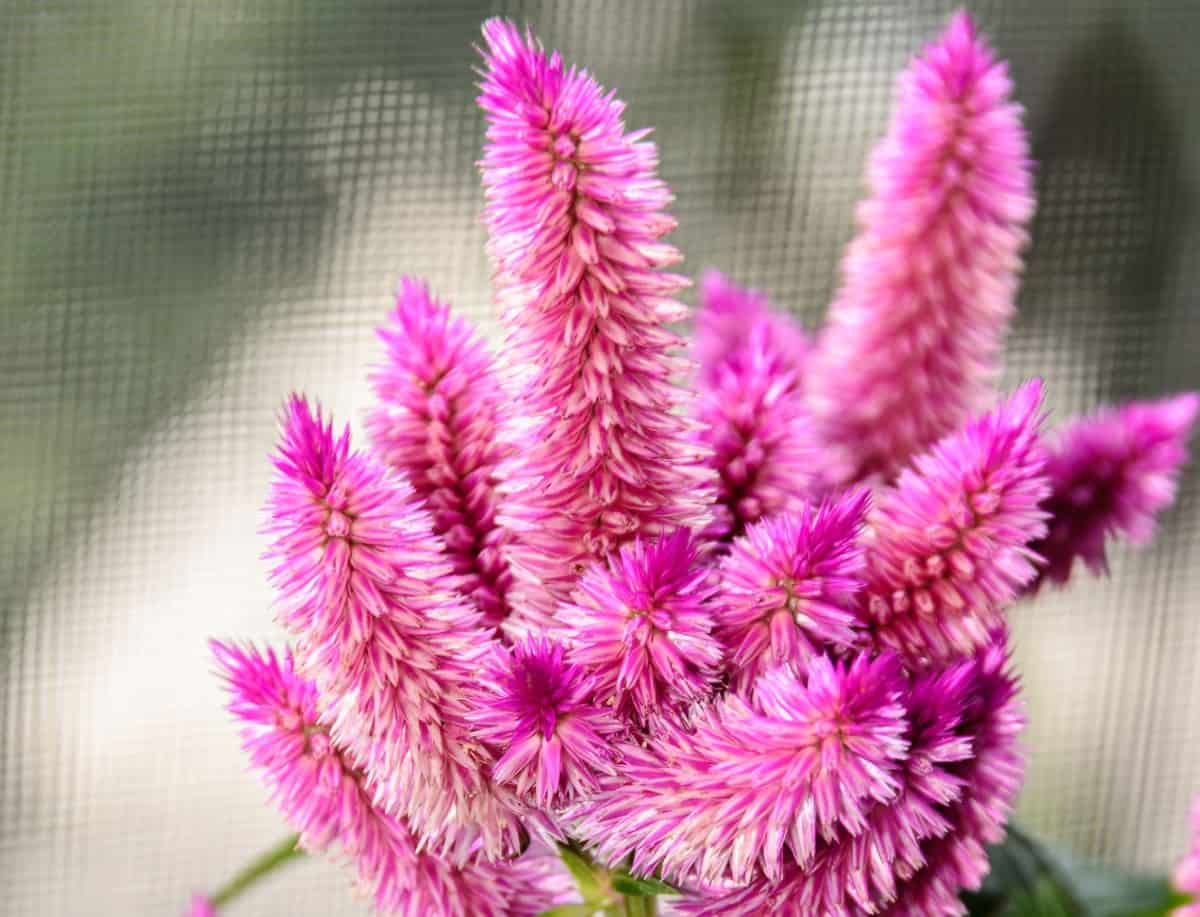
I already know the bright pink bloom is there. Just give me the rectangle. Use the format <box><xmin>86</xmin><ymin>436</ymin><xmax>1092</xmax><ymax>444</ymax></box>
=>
<box><xmin>569</xmin><ymin>653</ymin><xmax>909</xmax><ymax>887</ymax></box>
<box><xmin>1172</xmin><ymin>796</ymin><xmax>1200</xmax><ymax>916</ymax></box>
<box><xmin>479</xmin><ymin>19</ymin><xmax>714</xmax><ymax>628</ymax></box>
<box><xmin>467</xmin><ymin>635</ymin><xmax>624</xmax><ymax>808</ymax></box>
<box><xmin>1029</xmin><ymin>392</ymin><xmax>1198</xmax><ymax>588</ymax></box>
<box><xmin>694</xmin><ymin>274</ymin><xmax>816</xmax><ymax>540</ymax></box>
<box><xmin>863</xmin><ymin>381</ymin><xmax>1049</xmax><ymax>664</ymax></box>
<box><xmin>680</xmin><ymin>636</ymin><xmax>1025</xmax><ymax>915</ymax></box>
<box><xmin>716</xmin><ymin>491</ymin><xmax>870</xmax><ymax>692</ymax></box>
<box><xmin>807</xmin><ymin>11</ymin><xmax>1034</xmax><ymax>485</ymax></box>
<box><xmin>265</xmin><ymin>396</ymin><xmax>524</xmax><ymax>859</ymax></box>
<box><xmin>211</xmin><ymin>641</ymin><xmax>566</xmax><ymax>916</ymax></box>
<box><xmin>184</xmin><ymin>894</ymin><xmax>215</xmax><ymax>917</ymax></box>
<box><xmin>367</xmin><ymin>277</ymin><xmax>515</xmax><ymax>627</ymax></box>
<box><xmin>559</xmin><ymin>529</ymin><xmax>724</xmax><ymax>724</ymax></box>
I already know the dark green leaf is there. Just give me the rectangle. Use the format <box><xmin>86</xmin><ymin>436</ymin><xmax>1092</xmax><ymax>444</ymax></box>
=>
<box><xmin>535</xmin><ymin>905</ymin><xmax>601</xmax><ymax>917</ymax></box>
<box><xmin>557</xmin><ymin>842</ymin><xmax>606</xmax><ymax>902</ymax></box>
<box><xmin>611</xmin><ymin>871</ymin><xmax>680</xmax><ymax>897</ymax></box>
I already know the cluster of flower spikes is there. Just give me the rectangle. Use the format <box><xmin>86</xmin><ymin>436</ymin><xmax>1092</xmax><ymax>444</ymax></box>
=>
<box><xmin>209</xmin><ymin>10</ymin><xmax>1198</xmax><ymax>917</ymax></box>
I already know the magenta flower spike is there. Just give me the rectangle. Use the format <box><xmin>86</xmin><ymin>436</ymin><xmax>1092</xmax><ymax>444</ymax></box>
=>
<box><xmin>265</xmin><ymin>396</ymin><xmax>525</xmax><ymax>859</ymax></box>
<box><xmin>680</xmin><ymin>636</ymin><xmax>1025</xmax><ymax>915</ymax></box>
<box><xmin>1172</xmin><ymin>796</ymin><xmax>1200</xmax><ymax>916</ymax></box>
<box><xmin>211</xmin><ymin>641</ymin><xmax>569</xmax><ymax>916</ymax></box>
<box><xmin>467</xmin><ymin>635</ymin><xmax>624</xmax><ymax>808</ymax></box>
<box><xmin>716</xmin><ymin>490</ymin><xmax>870</xmax><ymax>692</ymax></box>
<box><xmin>558</xmin><ymin>529</ymin><xmax>724</xmax><ymax>724</ymax></box>
<box><xmin>569</xmin><ymin>652</ymin><xmax>909</xmax><ymax>887</ymax></box>
<box><xmin>807</xmin><ymin>11</ymin><xmax>1034</xmax><ymax>486</ymax></box>
<box><xmin>1028</xmin><ymin>392</ymin><xmax>1198</xmax><ymax>589</ymax></box>
<box><xmin>478</xmin><ymin>19</ymin><xmax>714</xmax><ymax>627</ymax></box>
<box><xmin>863</xmin><ymin>381</ymin><xmax>1050</xmax><ymax>664</ymax></box>
<box><xmin>367</xmin><ymin>277</ymin><xmax>515</xmax><ymax>627</ymax></box>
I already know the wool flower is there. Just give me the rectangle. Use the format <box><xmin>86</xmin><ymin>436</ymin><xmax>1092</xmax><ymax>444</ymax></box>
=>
<box><xmin>210</xmin><ymin>640</ymin><xmax>569</xmax><ymax>917</ymax></box>
<box><xmin>807</xmin><ymin>11</ymin><xmax>1034</xmax><ymax>486</ymax></box>
<box><xmin>862</xmin><ymin>380</ymin><xmax>1049</xmax><ymax>664</ymax></box>
<box><xmin>467</xmin><ymin>635</ymin><xmax>624</xmax><ymax>808</ymax></box>
<box><xmin>694</xmin><ymin>276</ymin><xmax>816</xmax><ymax>540</ymax></box>
<box><xmin>679</xmin><ymin>635</ymin><xmax>1025</xmax><ymax>915</ymax></box>
<box><xmin>479</xmin><ymin>18</ymin><xmax>715</xmax><ymax>629</ymax></box>
<box><xmin>1172</xmin><ymin>796</ymin><xmax>1200</xmax><ymax>916</ymax></box>
<box><xmin>716</xmin><ymin>490</ymin><xmax>870</xmax><ymax>692</ymax></box>
<box><xmin>559</xmin><ymin>529</ymin><xmax>724</xmax><ymax>724</ymax></box>
<box><xmin>1028</xmin><ymin>392</ymin><xmax>1198</xmax><ymax>589</ymax></box>
<box><xmin>569</xmin><ymin>652</ymin><xmax>909</xmax><ymax>888</ymax></box>
<box><xmin>265</xmin><ymin>396</ymin><xmax>524</xmax><ymax>859</ymax></box>
<box><xmin>367</xmin><ymin>277</ymin><xmax>515</xmax><ymax>627</ymax></box>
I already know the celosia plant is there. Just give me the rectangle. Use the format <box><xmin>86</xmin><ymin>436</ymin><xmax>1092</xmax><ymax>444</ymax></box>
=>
<box><xmin>195</xmin><ymin>11</ymin><xmax>1198</xmax><ymax>917</ymax></box>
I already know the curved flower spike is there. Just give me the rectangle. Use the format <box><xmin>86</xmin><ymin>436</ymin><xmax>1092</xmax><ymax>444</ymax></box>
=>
<box><xmin>1028</xmin><ymin>392</ymin><xmax>1198</xmax><ymax>590</ymax></box>
<box><xmin>265</xmin><ymin>396</ymin><xmax>525</xmax><ymax>860</ymax></box>
<box><xmin>808</xmin><ymin>11</ymin><xmax>1034</xmax><ymax>485</ymax></box>
<box><xmin>479</xmin><ymin>19</ymin><xmax>715</xmax><ymax>629</ymax></box>
<box><xmin>367</xmin><ymin>277</ymin><xmax>515</xmax><ymax>627</ymax></box>
<box><xmin>863</xmin><ymin>380</ymin><xmax>1049</xmax><ymax>664</ymax></box>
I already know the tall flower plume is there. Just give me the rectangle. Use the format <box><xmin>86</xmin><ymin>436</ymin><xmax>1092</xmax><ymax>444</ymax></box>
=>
<box><xmin>716</xmin><ymin>490</ymin><xmax>870</xmax><ymax>692</ymax></box>
<box><xmin>694</xmin><ymin>274</ymin><xmax>816</xmax><ymax>540</ymax></box>
<box><xmin>367</xmin><ymin>277</ymin><xmax>515</xmax><ymax>627</ymax></box>
<box><xmin>1028</xmin><ymin>392</ymin><xmax>1198</xmax><ymax>589</ymax></box>
<box><xmin>479</xmin><ymin>19</ymin><xmax>714</xmax><ymax>627</ymax></box>
<box><xmin>680</xmin><ymin>636</ymin><xmax>1025</xmax><ymax>915</ymax></box>
<box><xmin>265</xmin><ymin>396</ymin><xmax>524</xmax><ymax>859</ymax></box>
<box><xmin>210</xmin><ymin>641</ymin><xmax>568</xmax><ymax>916</ymax></box>
<box><xmin>570</xmin><ymin>653</ymin><xmax>909</xmax><ymax>888</ymax></box>
<box><xmin>807</xmin><ymin>11</ymin><xmax>1034</xmax><ymax>485</ymax></box>
<box><xmin>559</xmin><ymin>529</ymin><xmax>723</xmax><ymax>724</ymax></box>
<box><xmin>863</xmin><ymin>381</ymin><xmax>1049</xmax><ymax>664</ymax></box>
<box><xmin>467</xmin><ymin>635</ymin><xmax>624</xmax><ymax>808</ymax></box>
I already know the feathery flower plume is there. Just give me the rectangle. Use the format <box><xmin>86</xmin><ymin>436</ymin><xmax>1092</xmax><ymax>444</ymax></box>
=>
<box><xmin>694</xmin><ymin>278</ymin><xmax>816</xmax><ymax>539</ymax></box>
<box><xmin>467</xmin><ymin>635</ymin><xmax>624</xmax><ymax>808</ymax></box>
<box><xmin>265</xmin><ymin>396</ymin><xmax>524</xmax><ymax>859</ymax></box>
<box><xmin>1029</xmin><ymin>392</ymin><xmax>1198</xmax><ymax>589</ymax></box>
<box><xmin>716</xmin><ymin>491</ymin><xmax>869</xmax><ymax>692</ymax></box>
<box><xmin>692</xmin><ymin>269</ymin><xmax>808</xmax><ymax>387</ymax></box>
<box><xmin>210</xmin><ymin>641</ymin><xmax>567</xmax><ymax>916</ymax></box>
<box><xmin>807</xmin><ymin>11</ymin><xmax>1034</xmax><ymax>485</ymax></box>
<box><xmin>1172</xmin><ymin>796</ymin><xmax>1200</xmax><ymax>916</ymax></box>
<box><xmin>559</xmin><ymin>529</ymin><xmax>723</xmax><ymax>724</ymax></box>
<box><xmin>680</xmin><ymin>636</ymin><xmax>1025</xmax><ymax>915</ymax></box>
<box><xmin>479</xmin><ymin>19</ymin><xmax>714</xmax><ymax>627</ymax></box>
<box><xmin>863</xmin><ymin>381</ymin><xmax>1049</xmax><ymax>664</ymax></box>
<box><xmin>570</xmin><ymin>653</ymin><xmax>909</xmax><ymax>887</ymax></box>
<box><xmin>367</xmin><ymin>277</ymin><xmax>515</xmax><ymax>627</ymax></box>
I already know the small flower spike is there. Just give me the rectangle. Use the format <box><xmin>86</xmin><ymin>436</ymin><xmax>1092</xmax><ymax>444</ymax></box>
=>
<box><xmin>808</xmin><ymin>11</ymin><xmax>1035</xmax><ymax>485</ymax></box>
<box><xmin>1172</xmin><ymin>796</ymin><xmax>1200</xmax><ymax>916</ymax></box>
<box><xmin>367</xmin><ymin>277</ymin><xmax>515</xmax><ymax>627</ymax></box>
<box><xmin>479</xmin><ymin>19</ymin><xmax>715</xmax><ymax>629</ymax></box>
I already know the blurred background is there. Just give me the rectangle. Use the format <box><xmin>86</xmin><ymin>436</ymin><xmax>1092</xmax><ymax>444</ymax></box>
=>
<box><xmin>2</xmin><ymin>0</ymin><xmax>1199</xmax><ymax>914</ymax></box>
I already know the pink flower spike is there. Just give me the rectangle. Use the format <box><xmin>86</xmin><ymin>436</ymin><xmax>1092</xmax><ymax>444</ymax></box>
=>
<box><xmin>467</xmin><ymin>635</ymin><xmax>624</xmax><ymax>808</ymax></box>
<box><xmin>559</xmin><ymin>529</ymin><xmax>724</xmax><ymax>724</ymax></box>
<box><xmin>265</xmin><ymin>395</ymin><xmax>525</xmax><ymax>859</ymax></box>
<box><xmin>1172</xmin><ymin>795</ymin><xmax>1200</xmax><ymax>915</ymax></box>
<box><xmin>863</xmin><ymin>380</ymin><xmax>1050</xmax><ymax>665</ymax></box>
<box><xmin>479</xmin><ymin>19</ymin><xmax>715</xmax><ymax>629</ymax></box>
<box><xmin>210</xmin><ymin>640</ymin><xmax>567</xmax><ymax>916</ymax></box>
<box><xmin>808</xmin><ymin>11</ymin><xmax>1035</xmax><ymax>486</ymax></box>
<box><xmin>716</xmin><ymin>490</ymin><xmax>870</xmax><ymax>692</ymax></box>
<box><xmin>367</xmin><ymin>277</ymin><xmax>515</xmax><ymax>627</ymax></box>
<box><xmin>569</xmin><ymin>653</ymin><xmax>909</xmax><ymax>888</ymax></box>
<box><xmin>1029</xmin><ymin>392</ymin><xmax>1198</xmax><ymax>589</ymax></box>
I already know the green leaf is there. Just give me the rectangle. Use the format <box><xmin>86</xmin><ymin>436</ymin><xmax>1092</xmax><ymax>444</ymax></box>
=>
<box><xmin>557</xmin><ymin>842</ymin><xmax>606</xmax><ymax>903</ymax></box>
<box><xmin>535</xmin><ymin>906</ymin><xmax>602</xmax><ymax>917</ymax></box>
<box><xmin>611</xmin><ymin>872</ymin><xmax>679</xmax><ymax>897</ymax></box>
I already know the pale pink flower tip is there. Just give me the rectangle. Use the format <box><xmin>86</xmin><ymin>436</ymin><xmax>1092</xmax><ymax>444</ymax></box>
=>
<box><xmin>560</xmin><ymin>529</ymin><xmax>724</xmax><ymax>724</ymax></box>
<box><xmin>479</xmin><ymin>18</ymin><xmax>714</xmax><ymax>626</ymax></box>
<box><xmin>716</xmin><ymin>489</ymin><xmax>870</xmax><ymax>691</ymax></box>
<box><xmin>808</xmin><ymin>9</ymin><xmax>1034</xmax><ymax>485</ymax></box>
<box><xmin>467</xmin><ymin>635</ymin><xmax>624</xmax><ymax>808</ymax></box>
<box><xmin>1173</xmin><ymin>795</ymin><xmax>1200</xmax><ymax>915</ymax></box>
<box><xmin>1031</xmin><ymin>392</ymin><xmax>1198</xmax><ymax>588</ymax></box>
<box><xmin>863</xmin><ymin>380</ymin><xmax>1049</xmax><ymax>664</ymax></box>
<box><xmin>184</xmin><ymin>893</ymin><xmax>215</xmax><ymax>917</ymax></box>
<box><xmin>367</xmin><ymin>277</ymin><xmax>514</xmax><ymax>626</ymax></box>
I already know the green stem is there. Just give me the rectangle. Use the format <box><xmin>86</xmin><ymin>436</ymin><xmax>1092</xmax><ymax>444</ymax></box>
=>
<box><xmin>624</xmin><ymin>895</ymin><xmax>655</xmax><ymax>917</ymax></box>
<box><xmin>210</xmin><ymin>833</ymin><xmax>305</xmax><ymax>909</ymax></box>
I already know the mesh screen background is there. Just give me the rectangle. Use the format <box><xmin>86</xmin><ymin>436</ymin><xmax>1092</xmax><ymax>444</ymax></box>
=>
<box><xmin>2</xmin><ymin>1</ymin><xmax>1199</xmax><ymax>914</ymax></box>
